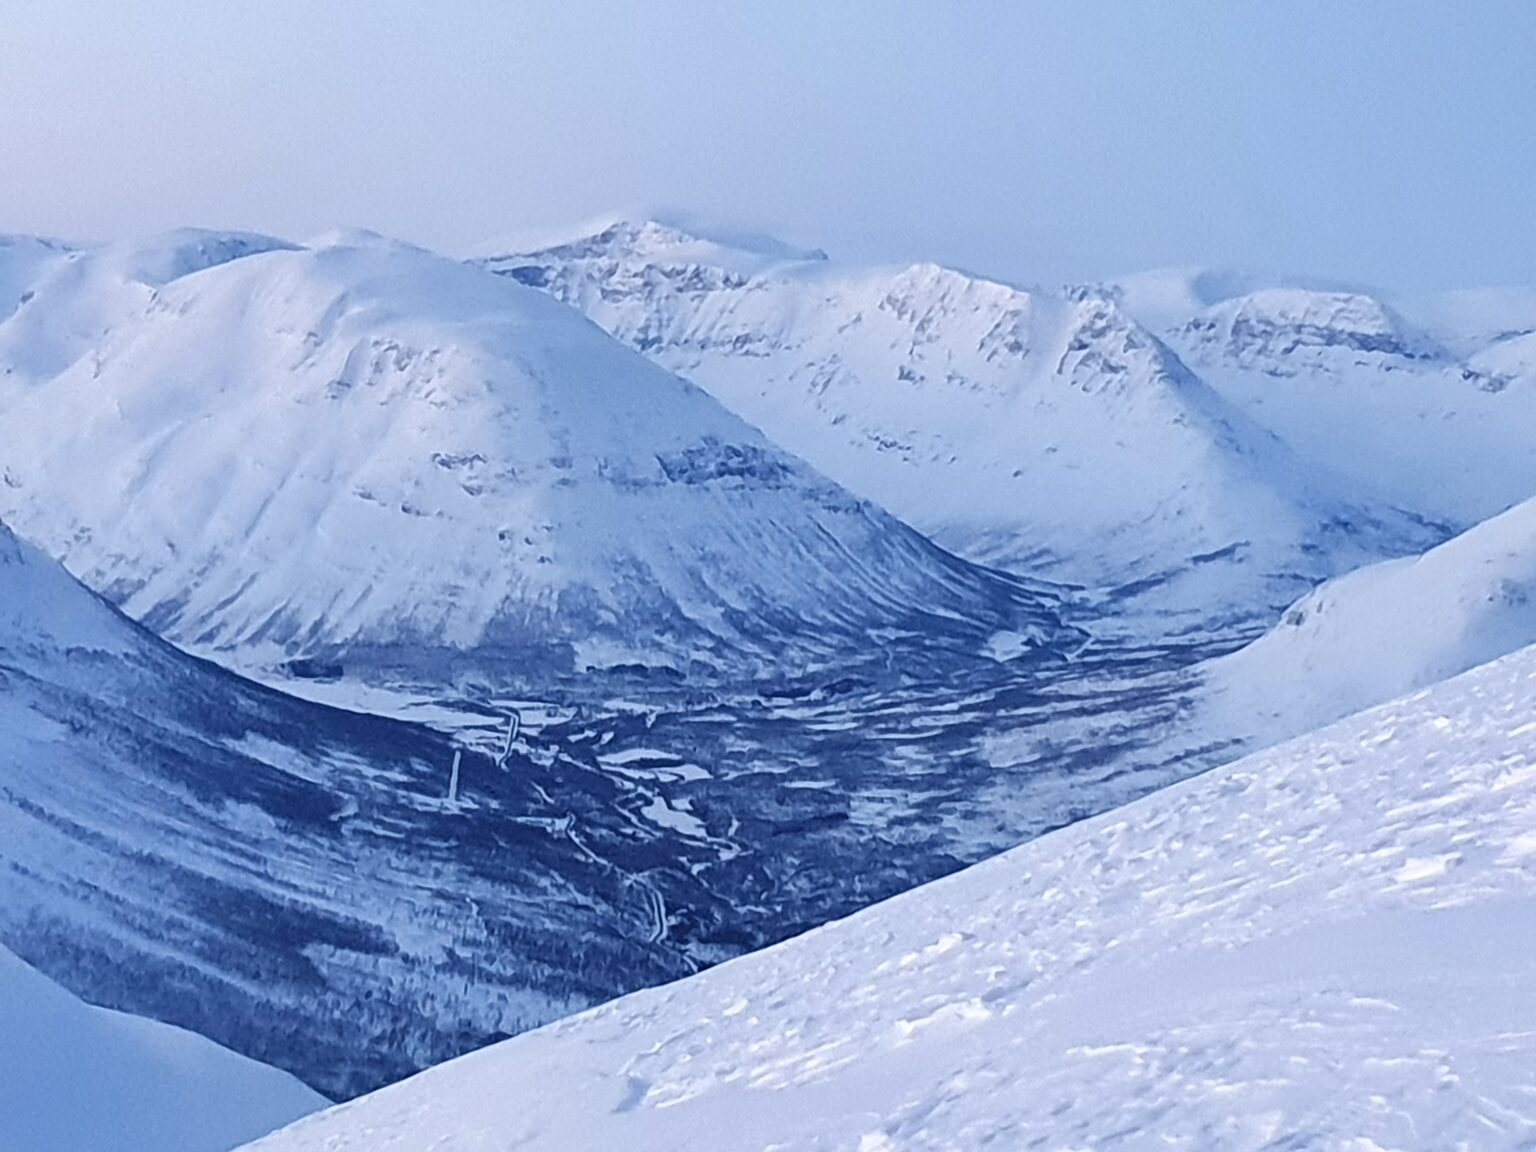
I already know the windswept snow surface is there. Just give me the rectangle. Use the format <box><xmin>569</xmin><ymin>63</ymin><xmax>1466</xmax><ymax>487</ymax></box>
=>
<box><xmin>1204</xmin><ymin>493</ymin><xmax>1536</xmax><ymax>749</ymax></box>
<box><xmin>248</xmin><ymin>643</ymin><xmax>1536</xmax><ymax>1152</ymax></box>
<box><xmin>0</xmin><ymin>228</ymin><xmax>1066</xmax><ymax>683</ymax></box>
<box><xmin>0</xmin><ymin>943</ymin><xmax>323</xmax><ymax>1152</ymax></box>
<box><xmin>489</xmin><ymin>220</ymin><xmax>1440</xmax><ymax>633</ymax></box>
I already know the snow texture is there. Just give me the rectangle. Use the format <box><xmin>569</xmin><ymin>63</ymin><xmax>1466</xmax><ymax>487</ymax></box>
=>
<box><xmin>246</xmin><ymin>641</ymin><xmax>1536</xmax><ymax>1152</ymax></box>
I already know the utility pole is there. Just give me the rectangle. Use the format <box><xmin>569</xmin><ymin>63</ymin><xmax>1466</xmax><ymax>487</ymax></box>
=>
<box><xmin>496</xmin><ymin>708</ymin><xmax>522</xmax><ymax>769</ymax></box>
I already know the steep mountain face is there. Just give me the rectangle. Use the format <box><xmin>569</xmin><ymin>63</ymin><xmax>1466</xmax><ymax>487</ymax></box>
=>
<box><xmin>488</xmin><ymin>221</ymin><xmax>1439</xmax><ymax>634</ymax></box>
<box><xmin>244</xmin><ymin>642</ymin><xmax>1536</xmax><ymax>1152</ymax></box>
<box><xmin>1203</xmin><ymin>493</ymin><xmax>1536</xmax><ymax>749</ymax></box>
<box><xmin>1127</xmin><ymin>277</ymin><xmax>1536</xmax><ymax>528</ymax></box>
<box><xmin>0</xmin><ymin>230</ymin><xmax>1068</xmax><ymax>684</ymax></box>
<box><xmin>0</xmin><ymin>943</ymin><xmax>323</xmax><ymax>1152</ymax></box>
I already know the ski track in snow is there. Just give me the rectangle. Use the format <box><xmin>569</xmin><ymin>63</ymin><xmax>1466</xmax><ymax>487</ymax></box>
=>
<box><xmin>249</xmin><ymin>643</ymin><xmax>1536</xmax><ymax>1152</ymax></box>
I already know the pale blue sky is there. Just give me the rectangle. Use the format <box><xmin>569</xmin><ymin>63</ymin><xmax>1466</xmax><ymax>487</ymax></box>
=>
<box><xmin>2</xmin><ymin>2</ymin><xmax>1532</xmax><ymax>292</ymax></box>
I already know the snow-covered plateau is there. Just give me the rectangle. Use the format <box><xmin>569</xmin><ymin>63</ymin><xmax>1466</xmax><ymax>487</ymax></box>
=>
<box><xmin>246</xmin><ymin>640</ymin><xmax>1536</xmax><ymax>1152</ymax></box>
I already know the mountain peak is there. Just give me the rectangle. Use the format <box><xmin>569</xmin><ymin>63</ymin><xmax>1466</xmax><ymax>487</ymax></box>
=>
<box><xmin>484</xmin><ymin>215</ymin><xmax>828</xmax><ymax>283</ymax></box>
<box><xmin>114</xmin><ymin>228</ymin><xmax>302</xmax><ymax>287</ymax></box>
<box><xmin>1172</xmin><ymin>286</ymin><xmax>1447</xmax><ymax>373</ymax></box>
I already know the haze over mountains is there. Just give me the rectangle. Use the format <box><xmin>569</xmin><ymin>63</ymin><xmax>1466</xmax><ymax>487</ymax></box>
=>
<box><xmin>4</xmin><ymin>214</ymin><xmax>1536</xmax><ymax>1150</ymax></box>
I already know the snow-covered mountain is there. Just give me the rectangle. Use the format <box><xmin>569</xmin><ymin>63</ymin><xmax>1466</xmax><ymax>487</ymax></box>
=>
<box><xmin>0</xmin><ymin>229</ymin><xmax>1068</xmax><ymax>684</ymax></box>
<box><xmin>1170</xmin><ymin>287</ymin><xmax>1448</xmax><ymax>376</ymax></box>
<box><xmin>1118</xmin><ymin>273</ymin><xmax>1536</xmax><ymax>529</ymax></box>
<box><xmin>243</xmin><ymin>641</ymin><xmax>1536</xmax><ymax>1152</ymax></box>
<box><xmin>0</xmin><ymin>943</ymin><xmax>323</xmax><ymax>1152</ymax></box>
<box><xmin>487</xmin><ymin>219</ymin><xmax>1441</xmax><ymax>633</ymax></box>
<box><xmin>1396</xmin><ymin>285</ymin><xmax>1536</xmax><ymax>357</ymax></box>
<box><xmin>1204</xmin><ymin>492</ymin><xmax>1536</xmax><ymax>749</ymax></box>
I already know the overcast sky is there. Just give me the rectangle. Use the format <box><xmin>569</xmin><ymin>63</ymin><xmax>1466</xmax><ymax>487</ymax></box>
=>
<box><xmin>2</xmin><ymin>2</ymin><xmax>1533</xmax><ymax>292</ymax></box>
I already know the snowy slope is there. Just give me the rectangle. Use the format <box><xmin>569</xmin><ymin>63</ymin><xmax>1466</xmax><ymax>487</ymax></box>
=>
<box><xmin>0</xmin><ymin>229</ymin><xmax>1066</xmax><ymax>683</ymax></box>
<box><xmin>0</xmin><ymin>234</ymin><xmax>74</xmax><ymax>326</ymax></box>
<box><xmin>0</xmin><ymin>943</ymin><xmax>323</xmax><ymax>1152</ymax></box>
<box><xmin>1466</xmin><ymin>328</ymin><xmax>1536</xmax><ymax>393</ymax></box>
<box><xmin>1140</xmin><ymin>279</ymin><xmax>1536</xmax><ymax>528</ymax></box>
<box><xmin>1203</xmin><ymin>493</ymin><xmax>1536</xmax><ymax>749</ymax></box>
<box><xmin>245</xmin><ymin>642</ymin><xmax>1536</xmax><ymax>1152</ymax></box>
<box><xmin>489</xmin><ymin>220</ymin><xmax>1439</xmax><ymax>632</ymax></box>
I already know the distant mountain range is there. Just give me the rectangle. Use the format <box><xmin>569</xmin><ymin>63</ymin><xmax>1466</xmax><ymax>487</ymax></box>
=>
<box><xmin>486</xmin><ymin>219</ymin><xmax>1536</xmax><ymax>633</ymax></box>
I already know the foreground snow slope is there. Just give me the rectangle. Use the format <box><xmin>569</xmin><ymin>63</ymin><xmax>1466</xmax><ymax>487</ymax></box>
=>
<box><xmin>247</xmin><ymin>643</ymin><xmax>1536</xmax><ymax>1152</ymax></box>
<box><xmin>0</xmin><ymin>228</ymin><xmax>1067</xmax><ymax>683</ymax></box>
<box><xmin>488</xmin><ymin>220</ymin><xmax>1439</xmax><ymax>632</ymax></box>
<box><xmin>0</xmin><ymin>944</ymin><xmax>323</xmax><ymax>1152</ymax></box>
<box><xmin>1204</xmin><ymin>492</ymin><xmax>1536</xmax><ymax>749</ymax></box>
